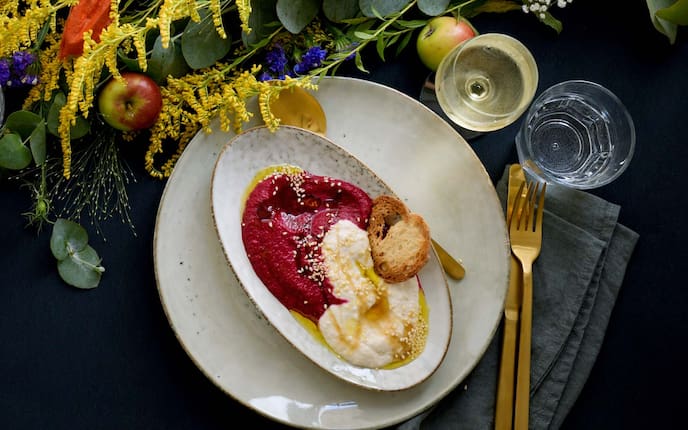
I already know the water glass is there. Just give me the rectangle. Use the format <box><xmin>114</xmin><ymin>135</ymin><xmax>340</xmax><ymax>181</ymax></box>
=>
<box><xmin>515</xmin><ymin>80</ymin><xmax>635</xmax><ymax>189</ymax></box>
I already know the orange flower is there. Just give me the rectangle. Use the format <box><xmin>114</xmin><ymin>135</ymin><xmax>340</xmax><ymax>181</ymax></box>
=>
<box><xmin>58</xmin><ymin>0</ymin><xmax>113</xmax><ymax>59</ymax></box>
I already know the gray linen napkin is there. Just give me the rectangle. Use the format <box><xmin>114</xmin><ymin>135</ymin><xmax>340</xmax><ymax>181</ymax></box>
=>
<box><xmin>398</xmin><ymin>164</ymin><xmax>639</xmax><ymax>430</ymax></box>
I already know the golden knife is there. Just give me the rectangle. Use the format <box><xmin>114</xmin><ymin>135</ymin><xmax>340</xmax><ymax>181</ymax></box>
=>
<box><xmin>494</xmin><ymin>164</ymin><xmax>526</xmax><ymax>430</ymax></box>
<box><xmin>431</xmin><ymin>238</ymin><xmax>466</xmax><ymax>280</ymax></box>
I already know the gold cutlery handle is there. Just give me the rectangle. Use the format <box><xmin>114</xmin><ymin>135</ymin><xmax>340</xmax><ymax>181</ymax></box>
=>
<box><xmin>514</xmin><ymin>263</ymin><xmax>533</xmax><ymax>430</ymax></box>
<box><xmin>494</xmin><ymin>256</ymin><xmax>522</xmax><ymax>430</ymax></box>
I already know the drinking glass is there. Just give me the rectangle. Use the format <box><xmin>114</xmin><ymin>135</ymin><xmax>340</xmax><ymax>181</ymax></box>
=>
<box><xmin>515</xmin><ymin>80</ymin><xmax>635</xmax><ymax>189</ymax></box>
<box><xmin>433</xmin><ymin>33</ymin><xmax>539</xmax><ymax>134</ymax></box>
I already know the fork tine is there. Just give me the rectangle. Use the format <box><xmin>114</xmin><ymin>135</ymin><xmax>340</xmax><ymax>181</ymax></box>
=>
<box><xmin>516</xmin><ymin>182</ymin><xmax>535</xmax><ymax>231</ymax></box>
<box><xmin>526</xmin><ymin>182</ymin><xmax>539</xmax><ymax>232</ymax></box>
<box><xmin>511</xmin><ymin>181</ymin><xmax>527</xmax><ymax>230</ymax></box>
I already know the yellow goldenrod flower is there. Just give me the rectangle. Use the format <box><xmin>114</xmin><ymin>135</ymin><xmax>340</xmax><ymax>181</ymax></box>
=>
<box><xmin>209</xmin><ymin>0</ymin><xmax>227</xmax><ymax>39</ymax></box>
<box><xmin>236</xmin><ymin>0</ymin><xmax>252</xmax><ymax>34</ymax></box>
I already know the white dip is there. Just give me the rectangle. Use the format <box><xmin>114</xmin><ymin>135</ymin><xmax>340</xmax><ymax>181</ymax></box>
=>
<box><xmin>318</xmin><ymin>220</ymin><xmax>426</xmax><ymax>368</ymax></box>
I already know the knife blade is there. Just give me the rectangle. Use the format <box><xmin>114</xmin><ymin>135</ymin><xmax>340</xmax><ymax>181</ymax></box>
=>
<box><xmin>431</xmin><ymin>238</ymin><xmax>465</xmax><ymax>280</ymax></box>
<box><xmin>494</xmin><ymin>164</ymin><xmax>526</xmax><ymax>430</ymax></box>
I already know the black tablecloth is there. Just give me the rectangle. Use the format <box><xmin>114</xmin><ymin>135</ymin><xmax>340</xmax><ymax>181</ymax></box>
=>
<box><xmin>2</xmin><ymin>2</ymin><xmax>686</xmax><ymax>429</ymax></box>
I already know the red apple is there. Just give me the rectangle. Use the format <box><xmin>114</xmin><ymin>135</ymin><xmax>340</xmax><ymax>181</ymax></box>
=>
<box><xmin>97</xmin><ymin>72</ymin><xmax>162</xmax><ymax>131</ymax></box>
<box><xmin>416</xmin><ymin>16</ymin><xmax>477</xmax><ymax>71</ymax></box>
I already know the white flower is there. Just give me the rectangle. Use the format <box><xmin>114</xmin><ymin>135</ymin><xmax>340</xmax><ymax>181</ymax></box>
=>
<box><xmin>522</xmin><ymin>0</ymin><xmax>574</xmax><ymax>16</ymax></box>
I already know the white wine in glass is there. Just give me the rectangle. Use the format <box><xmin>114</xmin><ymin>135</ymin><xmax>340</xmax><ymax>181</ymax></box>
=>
<box><xmin>435</xmin><ymin>33</ymin><xmax>538</xmax><ymax>133</ymax></box>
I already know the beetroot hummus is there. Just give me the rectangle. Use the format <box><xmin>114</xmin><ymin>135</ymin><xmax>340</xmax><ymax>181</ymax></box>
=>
<box><xmin>241</xmin><ymin>167</ymin><xmax>372</xmax><ymax>323</ymax></box>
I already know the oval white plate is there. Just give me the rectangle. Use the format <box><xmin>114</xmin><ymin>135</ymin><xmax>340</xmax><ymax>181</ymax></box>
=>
<box><xmin>209</xmin><ymin>125</ymin><xmax>452</xmax><ymax>392</ymax></box>
<box><xmin>154</xmin><ymin>77</ymin><xmax>510</xmax><ymax>429</ymax></box>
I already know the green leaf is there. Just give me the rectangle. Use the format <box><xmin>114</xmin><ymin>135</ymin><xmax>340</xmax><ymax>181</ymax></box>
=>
<box><xmin>396</xmin><ymin>19</ymin><xmax>430</xmax><ymax>29</ymax></box>
<box><xmin>396</xmin><ymin>29</ymin><xmax>414</xmax><ymax>56</ymax></box>
<box><xmin>29</xmin><ymin>121</ymin><xmax>46</xmax><ymax>166</ymax></box>
<box><xmin>149</xmin><ymin>35</ymin><xmax>191</xmax><ymax>83</ymax></box>
<box><xmin>51</xmin><ymin>219</ymin><xmax>104</xmax><ymax>289</ymax></box>
<box><xmin>242</xmin><ymin>0</ymin><xmax>279</xmax><ymax>47</ymax></box>
<box><xmin>57</xmin><ymin>245</ymin><xmax>104</xmax><ymax>289</ymax></box>
<box><xmin>359</xmin><ymin>0</ymin><xmax>411</xmax><ymax>18</ymax></box>
<box><xmin>656</xmin><ymin>0</ymin><xmax>688</xmax><ymax>24</ymax></box>
<box><xmin>322</xmin><ymin>0</ymin><xmax>359</xmax><ymax>22</ymax></box>
<box><xmin>46</xmin><ymin>92</ymin><xmax>90</xmax><ymax>139</ymax></box>
<box><xmin>537</xmin><ymin>11</ymin><xmax>563</xmax><ymax>34</ymax></box>
<box><xmin>0</xmin><ymin>133</ymin><xmax>32</xmax><ymax>170</ymax></box>
<box><xmin>353</xmin><ymin>30</ymin><xmax>376</xmax><ymax>40</ymax></box>
<box><xmin>376</xmin><ymin>34</ymin><xmax>386</xmax><ymax>60</ymax></box>
<box><xmin>181</xmin><ymin>9</ymin><xmax>232</xmax><ymax>69</ymax></box>
<box><xmin>117</xmin><ymin>48</ymin><xmax>143</xmax><ymax>73</ymax></box>
<box><xmin>354</xmin><ymin>51</ymin><xmax>368</xmax><ymax>73</ymax></box>
<box><xmin>470</xmin><ymin>0</ymin><xmax>523</xmax><ymax>14</ymax></box>
<box><xmin>276</xmin><ymin>0</ymin><xmax>321</xmax><ymax>34</ymax></box>
<box><xmin>647</xmin><ymin>0</ymin><xmax>679</xmax><ymax>43</ymax></box>
<box><xmin>418</xmin><ymin>0</ymin><xmax>451</xmax><ymax>16</ymax></box>
<box><xmin>4</xmin><ymin>110</ymin><xmax>42</xmax><ymax>140</ymax></box>
<box><xmin>50</xmin><ymin>218</ymin><xmax>89</xmax><ymax>260</ymax></box>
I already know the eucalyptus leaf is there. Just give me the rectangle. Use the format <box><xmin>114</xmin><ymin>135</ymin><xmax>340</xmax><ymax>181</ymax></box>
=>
<box><xmin>4</xmin><ymin>110</ymin><xmax>42</xmax><ymax>140</ymax></box>
<box><xmin>29</xmin><ymin>121</ymin><xmax>46</xmax><ymax>165</ymax></box>
<box><xmin>323</xmin><ymin>0</ymin><xmax>359</xmax><ymax>22</ymax></box>
<box><xmin>359</xmin><ymin>0</ymin><xmax>411</xmax><ymax>18</ymax></box>
<box><xmin>57</xmin><ymin>245</ymin><xmax>104</xmax><ymax>289</ymax></box>
<box><xmin>149</xmin><ymin>35</ymin><xmax>191</xmax><ymax>83</ymax></box>
<box><xmin>47</xmin><ymin>92</ymin><xmax>90</xmax><ymax>139</ymax></box>
<box><xmin>647</xmin><ymin>0</ymin><xmax>679</xmax><ymax>43</ymax></box>
<box><xmin>50</xmin><ymin>218</ymin><xmax>89</xmax><ymax>260</ymax></box>
<box><xmin>243</xmin><ymin>0</ymin><xmax>279</xmax><ymax>47</ymax></box>
<box><xmin>276</xmin><ymin>0</ymin><xmax>321</xmax><ymax>34</ymax></box>
<box><xmin>117</xmin><ymin>48</ymin><xmax>143</xmax><ymax>73</ymax></box>
<box><xmin>0</xmin><ymin>133</ymin><xmax>32</xmax><ymax>170</ymax></box>
<box><xmin>418</xmin><ymin>0</ymin><xmax>451</xmax><ymax>16</ymax></box>
<box><xmin>181</xmin><ymin>9</ymin><xmax>232</xmax><ymax>69</ymax></box>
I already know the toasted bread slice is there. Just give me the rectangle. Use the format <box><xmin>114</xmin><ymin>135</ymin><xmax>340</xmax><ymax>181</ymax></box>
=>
<box><xmin>367</xmin><ymin>195</ymin><xmax>431</xmax><ymax>283</ymax></box>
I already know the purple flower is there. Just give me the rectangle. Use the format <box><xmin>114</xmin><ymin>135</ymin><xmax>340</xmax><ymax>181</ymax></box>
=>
<box><xmin>0</xmin><ymin>51</ymin><xmax>38</xmax><ymax>88</ymax></box>
<box><xmin>265</xmin><ymin>46</ymin><xmax>288</xmax><ymax>74</ymax></box>
<box><xmin>258</xmin><ymin>71</ymin><xmax>272</xmax><ymax>82</ymax></box>
<box><xmin>21</xmin><ymin>74</ymin><xmax>39</xmax><ymax>85</ymax></box>
<box><xmin>0</xmin><ymin>59</ymin><xmax>10</xmax><ymax>86</ymax></box>
<box><xmin>293</xmin><ymin>46</ymin><xmax>327</xmax><ymax>75</ymax></box>
<box><xmin>11</xmin><ymin>51</ymin><xmax>35</xmax><ymax>74</ymax></box>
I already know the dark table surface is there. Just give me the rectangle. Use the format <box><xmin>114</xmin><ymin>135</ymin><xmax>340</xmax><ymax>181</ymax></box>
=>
<box><xmin>2</xmin><ymin>2</ymin><xmax>686</xmax><ymax>429</ymax></box>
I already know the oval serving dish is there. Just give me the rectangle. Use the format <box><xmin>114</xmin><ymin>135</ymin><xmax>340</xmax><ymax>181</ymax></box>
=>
<box><xmin>210</xmin><ymin>125</ymin><xmax>452</xmax><ymax>392</ymax></box>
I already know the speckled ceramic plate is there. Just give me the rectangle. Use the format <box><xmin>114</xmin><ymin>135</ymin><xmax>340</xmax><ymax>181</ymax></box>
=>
<box><xmin>154</xmin><ymin>77</ymin><xmax>510</xmax><ymax>429</ymax></box>
<box><xmin>209</xmin><ymin>125</ymin><xmax>452</xmax><ymax>392</ymax></box>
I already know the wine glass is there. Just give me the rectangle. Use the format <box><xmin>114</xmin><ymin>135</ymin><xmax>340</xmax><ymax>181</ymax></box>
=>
<box><xmin>421</xmin><ymin>33</ymin><xmax>538</xmax><ymax>139</ymax></box>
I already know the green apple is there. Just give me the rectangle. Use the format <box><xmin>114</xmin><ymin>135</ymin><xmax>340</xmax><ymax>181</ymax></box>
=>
<box><xmin>97</xmin><ymin>72</ymin><xmax>163</xmax><ymax>131</ymax></box>
<box><xmin>416</xmin><ymin>16</ymin><xmax>477</xmax><ymax>71</ymax></box>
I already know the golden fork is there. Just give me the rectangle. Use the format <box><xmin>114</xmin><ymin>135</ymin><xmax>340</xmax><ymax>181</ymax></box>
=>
<box><xmin>510</xmin><ymin>180</ymin><xmax>546</xmax><ymax>430</ymax></box>
<box><xmin>494</xmin><ymin>164</ymin><xmax>526</xmax><ymax>430</ymax></box>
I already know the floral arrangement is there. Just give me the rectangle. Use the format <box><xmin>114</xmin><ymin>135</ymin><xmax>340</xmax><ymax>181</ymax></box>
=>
<box><xmin>0</xmin><ymin>0</ymin><xmax>583</xmax><ymax>288</ymax></box>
